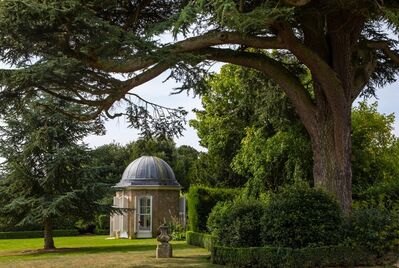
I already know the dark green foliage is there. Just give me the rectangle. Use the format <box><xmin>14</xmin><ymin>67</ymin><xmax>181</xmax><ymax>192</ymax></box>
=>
<box><xmin>261</xmin><ymin>182</ymin><xmax>343</xmax><ymax>248</ymax></box>
<box><xmin>89</xmin><ymin>143</ymin><xmax>131</xmax><ymax>232</ymax></box>
<box><xmin>93</xmin><ymin>229</ymin><xmax>110</xmax><ymax>235</ymax></box>
<box><xmin>190</xmin><ymin>64</ymin><xmax>311</xmax><ymax>189</ymax></box>
<box><xmin>186</xmin><ymin>231</ymin><xmax>216</xmax><ymax>251</ymax></box>
<box><xmin>344</xmin><ymin>207</ymin><xmax>399</xmax><ymax>255</ymax></box>
<box><xmin>90</xmin><ymin>143</ymin><xmax>131</xmax><ymax>185</ymax></box>
<box><xmin>186</xmin><ymin>186</ymin><xmax>239</xmax><ymax>232</ymax></box>
<box><xmin>187</xmin><ymin>231</ymin><xmax>398</xmax><ymax>267</ymax></box>
<box><xmin>211</xmin><ymin>245</ymin><xmax>396</xmax><ymax>268</ymax></box>
<box><xmin>128</xmin><ymin>137</ymin><xmax>177</xmax><ymax>164</ymax></box>
<box><xmin>233</xmin><ymin>128</ymin><xmax>312</xmax><ymax>196</ymax></box>
<box><xmin>355</xmin><ymin>178</ymin><xmax>399</xmax><ymax>210</ymax></box>
<box><xmin>192</xmin><ymin>66</ymin><xmax>399</xmax><ymax>196</ymax></box>
<box><xmin>0</xmin><ymin>96</ymin><xmax>109</xmax><ymax>248</ymax></box>
<box><xmin>207</xmin><ymin>199</ymin><xmax>265</xmax><ymax>247</ymax></box>
<box><xmin>173</xmin><ymin>145</ymin><xmax>200</xmax><ymax>191</ymax></box>
<box><xmin>0</xmin><ymin>230</ymin><xmax>78</xmax><ymax>239</ymax></box>
<box><xmin>185</xmin><ymin>152</ymin><xmax>230</xmax><ymax>187</ymax></box>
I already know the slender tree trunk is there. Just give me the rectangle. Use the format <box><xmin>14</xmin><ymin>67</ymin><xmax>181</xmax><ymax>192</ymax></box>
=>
<box><xmin>310</xmin><ymin>107</ymin><xmax>352</xmax><ymax>213</ymax></box>
<box><xmin>43</xmin><ymin>218</ymin><xmax>55</xmax><ymax>250</ymax></box>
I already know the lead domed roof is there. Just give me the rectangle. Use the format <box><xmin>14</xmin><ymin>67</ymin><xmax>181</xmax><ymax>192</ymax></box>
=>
<box><xmin>115</xmin><ymin>156</ymin><xmax>181</xmax><ymax>188</ymax></box>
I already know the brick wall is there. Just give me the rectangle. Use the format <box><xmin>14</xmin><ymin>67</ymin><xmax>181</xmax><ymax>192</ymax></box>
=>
<box><xmin>125</xmin><ymin>189</ymin><xmax>180</xmax><ymax>238</ymax></box>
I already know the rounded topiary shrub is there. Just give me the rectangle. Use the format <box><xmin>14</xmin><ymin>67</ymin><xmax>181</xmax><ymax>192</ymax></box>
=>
<box><xmin>261</xmin><ymin>182</ymin><xmax>343</xmax><ymax>248</ymax></box>
<box><xmin>207</xmin><ymin>199</ymin><xmax>265</xmax><ymax>247</ymax></box>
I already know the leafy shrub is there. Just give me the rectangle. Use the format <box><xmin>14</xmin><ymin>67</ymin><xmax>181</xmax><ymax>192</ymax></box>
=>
<box><xmin>0</xmin><ymin>229</ymin><xmax>79</xmax><ymax>239</ymax></box>
<box><xmin>355</xmin><ymin>179</ymin><xmax>399</xmax><ymax>210</ymax></box>
<box><xmin>187</xmin><ymin>186</ymin><xmax>239</xmax><ymax>232</ymax></box>
<box><xmin>207</xmin><ymin>199</ymin><xmax>265</xmax><ymax>247</ymax></box>
<box><xmin>261</xmin><ymin>182</ymin><xmax>343</xmax><ymax>248</ymax></box>
<box><xmin>186</xmin><ymin>231</ymin><xmax>216</xmax><ymax>251</ymax></box>
<box><xmin>211</xmin><ymin>244</ymin><xmax>396</xmax><ymax>268</ymax></box>
<box><xmin>344</xmin><ymin>207</ymin><xmax>399</xmax><ymax>255</ymax></box>
<box><xmin>167</xmin><ymin>215</ymin><xmax>186</xmax><ymax>241</ymax></box>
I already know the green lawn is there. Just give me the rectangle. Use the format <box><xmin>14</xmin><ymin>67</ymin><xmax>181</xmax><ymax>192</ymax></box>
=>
<box><xmin>0</xmin><ymin>235</ymin><xmax>223</xmax><ymax>267</ymax></box>
<box><xmin>0</xmin><ymin>236</ymin><xmax>397</xmax><ymax>268</ymax></box>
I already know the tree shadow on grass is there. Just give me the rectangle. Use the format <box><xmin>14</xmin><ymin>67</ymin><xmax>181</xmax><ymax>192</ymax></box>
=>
<box><xmin>17</xmin><ymin>243</ymin><xmax>190</xmax><ymax>257</ymax></box>
<box><xmin>133</xmin><ymin>254</ymin><xmax>220</xmax><ymax>268</ymax></box>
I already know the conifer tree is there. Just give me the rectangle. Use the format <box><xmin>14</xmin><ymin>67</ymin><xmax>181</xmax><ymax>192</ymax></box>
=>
<box><xmin>0</xmin><ymin>96</ymin><xmax>107</xmax><ymax>250</ymax></box>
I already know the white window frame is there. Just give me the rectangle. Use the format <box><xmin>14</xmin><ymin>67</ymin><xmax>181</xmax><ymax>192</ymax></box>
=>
<box><xmin>136</xmin><ymin>195</ymin><xmax>152</xmax><ymax>238</ymax></box>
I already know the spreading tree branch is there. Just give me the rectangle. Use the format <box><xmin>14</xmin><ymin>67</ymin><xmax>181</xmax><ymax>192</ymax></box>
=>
<box><xmin>198</xmin><ymin>47</ymin><xmax>317</xmax><ymax>133</ymax></box>
<box><xmin>75</xmin><ymin>31</ymin><xmax>285</xmax><ymax>73</ymax></box>
<box><xmin>274</xmin><ymin>21</ymin><xmax>351</xmax><ymax>149</ymax></box>
<box><xmin>366</xmin><ymin>40</ymin><xmax>399</xmax><ymax>65</ymax></box>
<box><xmin>74</xmin><ymin>62</ymin><xmax>172</xmax><ymax>121</ymax></box>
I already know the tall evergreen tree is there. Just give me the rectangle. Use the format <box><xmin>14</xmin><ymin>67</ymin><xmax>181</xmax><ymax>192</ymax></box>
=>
<box><xmin>0</xmin><ymin>96</ymin><xmax>107</xmax><ymax>250</ymax></box>
<box><xmin>0</xmin><ymin>0</ymin><xmax>398</xmax><ymax>211</ymax></box>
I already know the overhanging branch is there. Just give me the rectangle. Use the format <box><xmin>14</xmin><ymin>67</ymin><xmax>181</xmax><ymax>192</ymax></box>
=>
<box><xmin>274</xmin><ymin>22</ymin><xmax>349</xmax><ymax>129</ymax></box>
<box><xmin>73</xmin><ymin>62</ymin><xmax>172</xmax><ymax>121</ymax></box>
<box><xmin>78</xmin><ymin>31</ymin><xmax>285</xmax><ymax>73</ymax></box>
<box><xmin>198</xmin><ymin>47</ymin><xmax>317</xmax><ymax>133</ymax></box>
<box><xmin>366</xmin><ymin>40</ymin><xmax>399</xmax><ymax>65</ymax></box>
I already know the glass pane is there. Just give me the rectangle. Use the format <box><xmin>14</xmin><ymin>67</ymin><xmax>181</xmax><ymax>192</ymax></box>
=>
<box><xmin>138</xmin><ymin>197</ymin><xmax>151</xmax><ymax>231</ymax></box>
<box><xmin>139</xmin><ymin>215</ymin><xmax>151</xmax><ymax>230</ymax></box>
<box><xmin>139</xmin><ymin>215</ymin><xmax>145</xmax><ymax>228</ymax></box>
<box><xmin>145</xmin><ymin>215</ymin><xmax>151</xmax><ymax>228</ymax></box>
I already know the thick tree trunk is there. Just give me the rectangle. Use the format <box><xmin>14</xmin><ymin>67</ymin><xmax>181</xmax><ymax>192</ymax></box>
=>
<box><xmin>43</xmin><ymin>218</ymin><xmax>55</xmax><ymax>250</ymax></box>
<box><xmin>311</xmin><ymin>108</ymin><xmax>352</xmax><ymax>213</ymax></box>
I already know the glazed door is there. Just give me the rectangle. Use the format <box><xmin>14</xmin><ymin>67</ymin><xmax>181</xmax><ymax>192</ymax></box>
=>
<box><xmin>136</xmin><ymin>196</ymin><xmax>152</xmax><ymax>238</ymax></box>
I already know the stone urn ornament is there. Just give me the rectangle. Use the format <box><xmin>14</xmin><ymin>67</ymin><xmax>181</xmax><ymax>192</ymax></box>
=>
<box><xmin>156</xmin><ymin>223</ymin><xmax>172</xmax><ymax>258</ymax></box>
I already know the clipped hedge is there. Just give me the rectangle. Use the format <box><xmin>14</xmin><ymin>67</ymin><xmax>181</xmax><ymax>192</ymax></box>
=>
<box><xmin>211</xmin><ymin>245</ymin><xmax>397</xmax><ymax>268</ymax></box>
<box><xmin>261</xmin><ymin>182</ymin><xmax>343</xmax><ymax>248</ymax></box>
<box><xmin>207</xmin><ymin>199</ymin><xmax>265</xmax><ymax>247</ymax></box>
<box><xmin>186</xmin><ymin>231</ymin><xmax>216</xmax><ymax>251</ymax></box>
<box><xmin>0</xmin><ymin>229</ymin><xmax>79</xmax><ymax>239</ymax></box>
<box><xmin>187</xmin><ymin>186</ymin><xmax>239</xmax><ymax>232</ymax></box>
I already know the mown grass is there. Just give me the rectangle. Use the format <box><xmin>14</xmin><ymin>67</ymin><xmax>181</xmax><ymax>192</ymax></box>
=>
<box><xmin>0</xmin><ymin>235</ymin><xmax>397</xmax><ymax>267</ymax></box>
<box><xmin>0</xmin><ymin>235</ymin><xmax>223</xmax><ymax>267</ymax></box>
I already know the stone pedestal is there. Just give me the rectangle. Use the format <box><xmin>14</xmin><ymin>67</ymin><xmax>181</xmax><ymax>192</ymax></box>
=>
<box><xmin>156</xmin><ymin>223</ymin><xmax>172</xmax><ymax>258</ymax></box>
<box><xmin>156</xmin><ymin>243</ymin><xmax>172</xmax><ymax>258</ymax></box>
